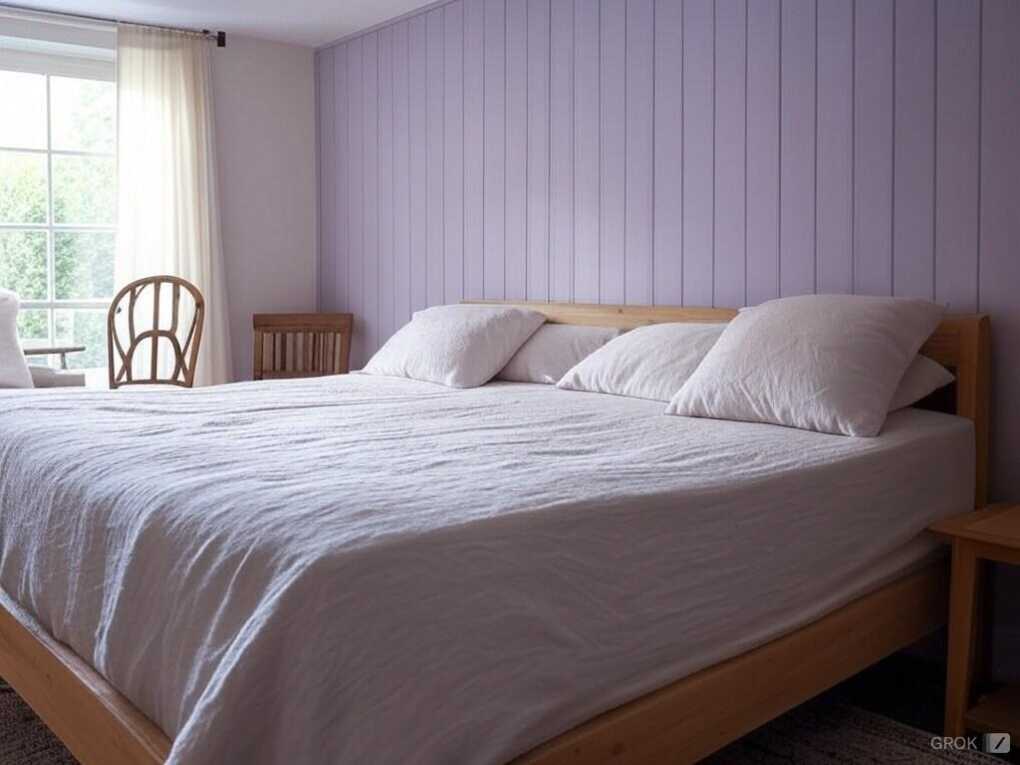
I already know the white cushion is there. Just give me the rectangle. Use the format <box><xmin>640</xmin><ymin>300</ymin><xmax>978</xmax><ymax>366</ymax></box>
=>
<box><xmin>0</xmin><ymin>289</ymin><xmax>32</xmax><ymax>389</ymax></box>
<box><xmin>557</xmin><ymin>323</ymin><xmax>727</xmax><ymax>402</ymax></box>
<box><xmin>889</xmin><ymin>355</ymin><xmax>955</xmax><ymax>411</ymax></box>
<box><xmin>361</xmin><ymin>304</ymin><xmax>545</xmax><ymax>388</ymax></box>
<box><xmin>498</xmin><ymin>324</ymin><xmax>621</xmax><ymax>384</ymax></box>
<box><xmin>28</xmin><ymin>366</ymin><xmax>86</xmax><ymax>388</ymax></box>
<box><xmin>667</xmin><ymin>295</ymin><xmax>944</xmax><ymax>437</ymax></box>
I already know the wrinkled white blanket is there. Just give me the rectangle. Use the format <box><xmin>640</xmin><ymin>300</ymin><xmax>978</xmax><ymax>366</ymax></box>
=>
<box><xmin>0</xmin><ymin>377</ymin><xmax>973</xmax><ymax>764</ymax></box>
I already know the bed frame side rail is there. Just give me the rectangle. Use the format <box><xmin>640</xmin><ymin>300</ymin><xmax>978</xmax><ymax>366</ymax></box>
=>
<box><xmin>0</xmin><ymin>590</ymin><xmax>170</xmax><ymax>765</ymax></box>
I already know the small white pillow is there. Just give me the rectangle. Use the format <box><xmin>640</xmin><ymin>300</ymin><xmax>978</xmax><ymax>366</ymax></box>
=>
<box><xmin>557</xmin><ymin>322</ymin><xmax>727</xmax><ymax>402</ymax></box>
<box><xmin>498</xmin><ymin>324</ymin><xmax>621</xmax><ymax>384</ymax></box>
<box><xmin>667</xmin><ymin>294</ymin><xmax>944</xmax><ymax>437</ymax></box>
<box><xmin>361</xmin><ymin>304</ymin><xmax>545</xmax><ymax>388</ymax></box>
<box><xmin>889</xmin><ymin>355</ymin><xmax>954</xmax><ymax>411</ymax></box>
<box><xmin>0</xmin><ymin>289</ymin><xmax>33</xmax><ymax>389</ymax></box>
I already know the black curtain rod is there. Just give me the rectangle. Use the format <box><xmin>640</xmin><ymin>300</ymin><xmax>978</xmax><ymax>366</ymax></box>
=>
<box><xmin>0</xmin><ymin>3</ymin><xmax>227</xmax><ymax>46</ymax></box>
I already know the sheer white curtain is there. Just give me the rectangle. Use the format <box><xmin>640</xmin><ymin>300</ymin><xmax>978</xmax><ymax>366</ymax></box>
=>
<box><xmin>116</xmin><ymin>24</ymin><xmax>231</xmax><ymax>386</ymax></box>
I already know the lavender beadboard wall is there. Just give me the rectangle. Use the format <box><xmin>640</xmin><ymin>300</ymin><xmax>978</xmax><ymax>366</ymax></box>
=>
<box><xmin>315</xmin><ymin>0</ymin><xmax>1019</xmax><ymax>503</ymax></box>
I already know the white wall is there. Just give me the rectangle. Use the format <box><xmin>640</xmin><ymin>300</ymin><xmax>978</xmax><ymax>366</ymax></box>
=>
<box><xmin>212</xmin><ymin>34</ymin><xmax>317</xmax><ymax>381</ymax></box>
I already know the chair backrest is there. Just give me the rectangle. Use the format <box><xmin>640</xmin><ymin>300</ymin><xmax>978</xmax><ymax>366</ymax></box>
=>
<box><xmin>253</xmin><ymin>313</ymin><xmax>353</xmax><ymax>380</ymax></box>
<box><xmin>107</xmin><ymin>275</ymin><xmax>205</xmax><ymax>389</ymax></box>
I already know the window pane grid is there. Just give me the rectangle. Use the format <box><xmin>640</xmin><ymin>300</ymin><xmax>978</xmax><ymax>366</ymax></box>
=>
<box><xmin>45</xmin><ymin>73</ymin><xmax>55</xmax><ymax>344</ymax></box>
<box><xmin>0</xmin><ymin>146</ymin><xmax>114</xmax><ymax>159</ymax></box>
<box><xmin>0</xmin><ymin>223</ymin><xmax>116</xmax><ymax>231</ymax></box>
<box><xmin>0</xmin><ymin>69</ymin><xmax>116</xmax><ymax>367</ymax></box>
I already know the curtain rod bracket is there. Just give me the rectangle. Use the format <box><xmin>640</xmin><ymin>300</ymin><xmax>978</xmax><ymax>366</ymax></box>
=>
<box><xmin>200</xmin><ymin>29</ymin><xmax>226</xmax><ymax>47</ymax></box>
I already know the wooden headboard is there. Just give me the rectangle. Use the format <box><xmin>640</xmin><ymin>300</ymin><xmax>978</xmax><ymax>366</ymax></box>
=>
<box><xmin>465</xmin><ymin>300</ymin><xmax>991</xmax><ymax>508</ymax></box>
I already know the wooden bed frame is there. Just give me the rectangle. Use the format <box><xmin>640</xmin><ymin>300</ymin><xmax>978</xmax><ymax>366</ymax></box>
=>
<box><xmin>0</xmin><ymin>303</ymin><xmax>990</xmax><ymax>765</ymax></box>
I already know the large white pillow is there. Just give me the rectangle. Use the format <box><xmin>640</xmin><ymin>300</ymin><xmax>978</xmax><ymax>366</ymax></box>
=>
<box><xmin>0</xmin><ymin>289</ymin><xmax>33</xmax><ymax>389</ymax></box>
<box><xmin>498</xmin><ymin>324</ymin><xmax>621</xmax><ymax>384</ymax></box>
<box><xmin>889</xmin><ymin>355</ymin><xmax>955</xmax><ymax>411</ymax></box>
<box><xmin>667</xmin><ymin>295</ymin><xmax>944</xmax><ymax>436</ymax></box>
<box><xmin>361</xmin><ymin>304</ymin><xmax>545</xmax><ymax>388</ymax></box>
<box><xmin>556</xmin><ymin>322</ymin><xmax>727</xmax><ymax>402</ymax></box>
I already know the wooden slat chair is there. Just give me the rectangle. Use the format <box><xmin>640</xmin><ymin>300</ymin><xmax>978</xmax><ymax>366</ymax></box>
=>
<box><xmin>107</xmin><ymin>275</ymin><xmax>205</xmax><ymax>389</ymax></box>
<box><xmin>253</xmin><ymin>313</ymin><xmax>353</xmax><ymax>380</ymax></box>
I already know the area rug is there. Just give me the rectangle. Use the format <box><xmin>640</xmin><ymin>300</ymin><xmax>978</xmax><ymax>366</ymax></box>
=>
<box><xmin>707</xmin><ymin>696</ymin><xmax>1003</xmax><ymax>764</ymax></box>
<box><xmin>0</xmin><ymin>680</ymin><xmax>1004</xmax><ymax>764</ymax></box>
<box><xmin>0</xmin><ymin>681</ymin><xmax>76</xmax><ymax>764</ymax></box>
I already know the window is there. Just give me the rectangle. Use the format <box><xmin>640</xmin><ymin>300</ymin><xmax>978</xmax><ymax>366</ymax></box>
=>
<box><xmin>0</xmin><ymin>55</ymin><xmax>116</xmax><ymax>371</ymax></box>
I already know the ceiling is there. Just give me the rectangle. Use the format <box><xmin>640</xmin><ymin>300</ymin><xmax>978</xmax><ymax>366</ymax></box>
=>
<box><xmin>7</xmin><ymin>0</ymin><xmax>439</xmax><ymax>47</ymax></box>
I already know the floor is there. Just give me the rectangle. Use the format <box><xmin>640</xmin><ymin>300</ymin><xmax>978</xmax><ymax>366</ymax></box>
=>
<box><xmin>832</xmin><ymin>650</ymin><xmax>1019</xmax><ymax>764</ymax></box>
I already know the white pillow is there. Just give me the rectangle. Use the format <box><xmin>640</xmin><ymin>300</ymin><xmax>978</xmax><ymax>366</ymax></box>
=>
<box><xmin>360</xmin><ymin>304</ymin><xmax>545</xmax><ymax>388</ymax></box>
<box><xmin>889</xmin><ymin>355</ymin><xmax>954</xmax><ymax>411</ymax></box>
<box><xmin>667</xmin><ymin>294</ymin><xmax>944</xmax><ymax>437</ymax></box>
<box><xmin>0</xmin><ymin>289</ymin><xmax>33</xmax><ymax>389</ymax></box>
<box><xmin>556</xmin><ymin>322</ymin><xmax>727</xmax><ymax>402</ymax></box>
<box><xmin>498</xmin><ymin>324</ymin><xmax>621</xmax><ymax>384</ymax></box>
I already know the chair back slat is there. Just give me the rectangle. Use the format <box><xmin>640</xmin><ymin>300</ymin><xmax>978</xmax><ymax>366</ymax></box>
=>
<box><xmin>107</xmin><ymin>275</ymin><xmax>205</xmax><ymax>389</ymax></box>
<box><xmin>150</xmin><ymin>282</ymin><xmax>161</xmax><ymax>381</ymax></box>
<box><xmin>170</xmin><ymin>283</ymin><xmax>180</xmax><ymax>334</ymax></box>
<box><xmin>252</xmin><ymin>314</ymin><xmax>353</xmax><ymax>381</ymax></box>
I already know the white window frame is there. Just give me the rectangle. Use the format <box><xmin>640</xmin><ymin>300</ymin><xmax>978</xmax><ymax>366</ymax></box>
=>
<box><xmin>0</xmin><ymin>46</ymin><xmax>116</xmax><ymax>355</ymax></box>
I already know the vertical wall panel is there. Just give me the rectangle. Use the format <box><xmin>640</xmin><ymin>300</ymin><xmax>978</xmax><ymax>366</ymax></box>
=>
<box><xmin>815</xmin><ymin>0</ymin><xmax>853</xmax><ymax>295</ymax></box>
<box><xmin>317</xmin><ymin>49</ymin><xmax>337</xmax><ymax>312</ymax></box>
<box><xmin>780</xmin><ymin>0</ymin><xmax>816</xmax><ymax>297</ymax></box>
<box><xmin>362</xmin><ymin>34</ymin><xmax>380</xmax><ymax>357</ymax></box>
<box><xmin>483</xmin><ymin>0</ymin><xmax>506</xmax><ymax>298</ymax></box>
<box><xmin>599</xmin><ymin>0</ymin><xmax>626</xmax><ymax>304</ymax></box>
<box><xmin>892</xmin><ymin>0</ymin><xmax>935</xmax><ymax>299</ymax></box>
<box><xmin>549</xmin><ymin>0</ymin><xmax>574</xmax><ymax>301</ymax></box>
<box><xmin>320</xmin><ymin>0</ymin><xmax>1010</xmax><ymax>317</ymax></box>
<box><xmin>378</xmin><ymin>30</ymin><xmax>395</xmax><ymax>341</ymax></box>
<box><xmin>682</xmin><ymin>0</ymin><xmax>714</xmax><ymax>306</ymax></box>
<box><xmin>980</xmin><ymin>0</ymin><xmax>1020</xmax><ymax>500</ymax></box>
<box><xmin>409</xmin><ymin>17</ymin><xmax>428</xmax><ymax>313</ymax></box>
<box><xmin>426</xmin><ymin>12</ymin><xmax>445</xmax><ymax>307</ymax></box>
<box><xmin>444</xmin><ymin>2</ymin><xmax>465</xmax><ymax>304</ymax></box>
<box><xmin>527</xmin><ymin>0</ymin><xmax>551</xmax><ymax>300</ymax></box>
<box><xmin>333</xmin><ymin>47</ymin><xmax>349</xmax><ymax>312</ymax></box>
<box><xmin>745</xmin><ymin>0</ymin><xmax>780</xmax><ymax>304</ymax></box>
<box><xmin>934</xmin><ymin>0</ymin><xmax>980</xmax><ymax>312</ymax></box>
<box><xmin>853</xmin><ymin>0</ymin><xmax>894</xmax><ymax>296</ymax></box>
<box><xmin>981</xmin><ymin>0</ymin><xmax>1020</xmax><ymax>665</ymax></box>
<box><xmin>347</xmin><ymin>39</ymin><xmax>365</xmax><ymax>365</ymax></box>
<box><xmin>653</xmin><ymin>0</ymin><xmax>683</xmax><ymax>305</ymax></box>
<box><xmin>625</xmin><ymin>0</ymin><xmax>654</xmax><ymax>305</ymax></box>
<box><xmin>713</xmin><ymin>0</ymin><xmax>746</xmax><ymax>308</ymax></box>
<box><xmin>573</xmin><ymin>0</ymin><xmax>599</xmax><ymax>302</ymax></box>
<box><xmin>463</xmin><ymin>0</ymin><xmax>485</xmax><ymax>299</ymax></box>
<box><xmin>506</xmin><ymin>0</ymin><xmax>529</xmax><ymax>299</ymax></box>
<box><xmin>392</xmin><ymin>22</ymin><xmax>411</xmax><ymax>328</ymax></box>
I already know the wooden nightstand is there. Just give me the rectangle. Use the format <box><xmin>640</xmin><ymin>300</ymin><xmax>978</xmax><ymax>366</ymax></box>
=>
<box><xmin>930</xmin><ymin>504</ymin><xmax>1020</xmax><ymax>739</ymax></box>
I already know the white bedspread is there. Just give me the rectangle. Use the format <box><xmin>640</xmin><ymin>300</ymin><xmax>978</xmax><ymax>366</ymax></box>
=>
<box><xmin>0</xmin><ymin>377</ymin><xmax>973</xmax><ymax>764</ymax></box>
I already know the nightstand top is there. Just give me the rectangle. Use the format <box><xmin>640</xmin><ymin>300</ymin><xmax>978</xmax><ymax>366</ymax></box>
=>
<box><xmin>930</xmin><ymin>503</ymin><xmax>1020</xmax><ymax>550</ymax></box>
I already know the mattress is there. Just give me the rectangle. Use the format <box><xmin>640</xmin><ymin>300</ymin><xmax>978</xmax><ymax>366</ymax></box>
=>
<box><xmin>0</xmin><ymin>376</ymin><xmax>974</xmax><ymax>765</ymax></box>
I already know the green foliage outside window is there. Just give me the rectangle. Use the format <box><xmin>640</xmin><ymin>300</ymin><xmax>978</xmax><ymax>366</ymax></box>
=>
<box><xmin>0</xmin><ymin>152</ymin><xmax>47</xmax><ymax>224</ymax></box>
<box><xmin>55</xmin><ymin>309</ymin><xmax>108</xmax><ymax>369</ymax></box>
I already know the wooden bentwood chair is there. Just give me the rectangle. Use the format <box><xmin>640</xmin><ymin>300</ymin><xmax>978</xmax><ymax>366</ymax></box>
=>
<box><xmin>252</xmin><ymin>313</ymin><xmax>353</xmax><ymax>380</ymax></box>
<box><xmin>107</xmin><ymin>275</ymin><xmax>205</xmax><ymax>389</ymax></box>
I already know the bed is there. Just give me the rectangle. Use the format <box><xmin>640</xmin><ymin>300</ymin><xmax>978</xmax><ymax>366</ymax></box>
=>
<box><xmin>0</xmin><ymin>303</ymin><xmax>990</xmax><ymax>765</ymax></box>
